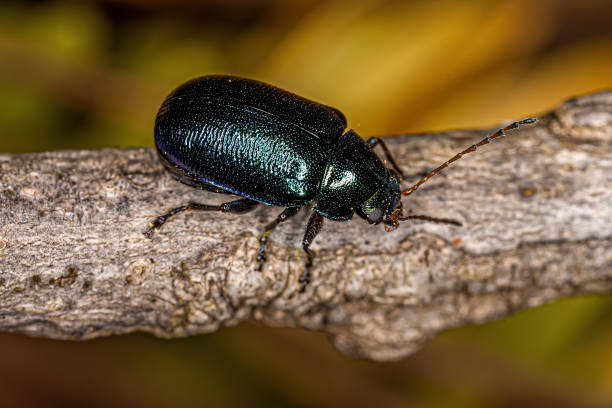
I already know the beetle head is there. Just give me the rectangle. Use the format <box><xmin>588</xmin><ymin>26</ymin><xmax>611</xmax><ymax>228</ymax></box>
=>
<box><xmin>360</xmin><ymin>169</ymin><xmax>403</xmax><ymax>231</ymax></box>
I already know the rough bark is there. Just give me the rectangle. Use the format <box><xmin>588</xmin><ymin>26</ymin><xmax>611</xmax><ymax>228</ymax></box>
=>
<box><xmin>1</xmin><ymin>91</ymin><xmax>611</xmax><ymax>361</ymax></box>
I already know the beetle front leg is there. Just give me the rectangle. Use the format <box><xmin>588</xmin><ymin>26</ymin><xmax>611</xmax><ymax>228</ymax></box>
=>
<box><xmin>366</xmin><ymin>137</ymin><xmax>405</xmax><ymax>178</ymax></box>
<box><xmin>256</xmin><ymin>207</ymin><xmax>300</xmax><ymax>271</ymax></box>
<box><xmin>299</xmin><ymin>212</ymin><xmax>324</xmax><ymax>292</ymax></box>
<box><xmin>145</xmin><ymin>198</ymin><xmax>259</xmax><ymax>238</ymax></box>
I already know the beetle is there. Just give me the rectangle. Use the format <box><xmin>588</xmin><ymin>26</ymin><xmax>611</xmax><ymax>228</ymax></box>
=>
<box><xmin>145</xmin><ymin>75</ymin><xmax>536</xmax><ymax>289</ymax></box>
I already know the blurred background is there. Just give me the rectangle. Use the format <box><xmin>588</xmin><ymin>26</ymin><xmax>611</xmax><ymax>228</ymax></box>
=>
<box><xmin>1</xmin><ymin>0</ymin><xmax>611</xmax><ymax>406</ymax></box>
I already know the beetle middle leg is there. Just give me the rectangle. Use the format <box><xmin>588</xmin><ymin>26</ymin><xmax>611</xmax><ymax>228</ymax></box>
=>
<box><xmin>366</xmin><ymin>137</ymin><xmax>404</xmax><ymax>178</ymax></box>
<box><xmin>299</xmin><ymin>212</ymin><xmax>324</xmax><ymax>292</ymax></box>
<box><xmin>145</xmin><ymin>198</ymin><xmax>259</xmax><ymax>238</ymax></box>
<box><xmin>256</xmin><ymin>207</ymin><xmax>300</xmax><ymax>271</ymax></box>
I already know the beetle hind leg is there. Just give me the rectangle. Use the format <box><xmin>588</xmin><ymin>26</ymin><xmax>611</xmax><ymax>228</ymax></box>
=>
<box><xmin>145</xmin><ymin>198</ymin><xmax>258</xmax><ymax>238</ymax></box>
<box><xmin>257</xmin><ymin>207</ymin><xmax>300</xmax><ymax>271</ymax></box>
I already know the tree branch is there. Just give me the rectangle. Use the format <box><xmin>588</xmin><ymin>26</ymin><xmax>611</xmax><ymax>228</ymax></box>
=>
<box><xmin>1</xmin><ymin>91</ymin><xmax>611</xmax><ymax>361</ymax></box>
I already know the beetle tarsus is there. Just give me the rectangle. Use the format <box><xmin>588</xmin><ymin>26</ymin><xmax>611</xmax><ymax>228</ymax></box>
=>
<box><xmin>298</xmin><ymin>269</ymin><xmax>311</xmax><ymax>293</ymax></box>
<box><xmin>256</xmin><ymin>207</ymin><xmax>300</xmax><ymax>271</ymax></box>
<box><xmin>299</xmin><ymin>213</ymin><xmax>323</xmax><ymax>291</ymax></box>
<box><xmin>144</xmin><ymin>206</ymin><xmax>189</xmax><ymax>237</ymax></box>
<box><xmin>299</xmin><ymin>247</ymin><xmax>314</xmax><ymax>292</ymax></box>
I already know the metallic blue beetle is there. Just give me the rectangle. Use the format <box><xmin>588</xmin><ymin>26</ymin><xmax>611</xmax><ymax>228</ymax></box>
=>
<box><xmin>146</xmin><ymin>75</ymin><xmax>535</xmax><ymax>289</ymax></box>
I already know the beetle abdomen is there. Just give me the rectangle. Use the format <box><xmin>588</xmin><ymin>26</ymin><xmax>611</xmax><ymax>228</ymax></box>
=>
<box><xmin>155</xmin><ymin>93</ymin><xmax>331</xmax><ymax>206</ymax></box>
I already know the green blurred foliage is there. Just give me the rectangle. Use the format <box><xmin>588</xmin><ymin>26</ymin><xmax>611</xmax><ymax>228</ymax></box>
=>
<box><xmin>0</xmin><ymin>0</ymin><xmax>611</xmax><ymax>407</ymax></box>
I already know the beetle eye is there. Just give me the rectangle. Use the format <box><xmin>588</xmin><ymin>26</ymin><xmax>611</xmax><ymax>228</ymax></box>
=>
<box><xmin>367</xmin><ymin>208</ymin><xmax>383</xmax><ymax>224</ymax></box>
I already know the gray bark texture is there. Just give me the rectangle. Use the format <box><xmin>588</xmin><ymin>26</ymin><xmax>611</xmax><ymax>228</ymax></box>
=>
<box><xmin>1</xmin><ymin>91</ymin><xmax>611</xmax><ymax>361</ymax></box>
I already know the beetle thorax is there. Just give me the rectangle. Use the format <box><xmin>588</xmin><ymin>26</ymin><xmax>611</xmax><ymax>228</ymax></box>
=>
<box><xmin>312</xmin><ymin>130</ymin><xmax>396</xmax><ymax>222</ymax></box>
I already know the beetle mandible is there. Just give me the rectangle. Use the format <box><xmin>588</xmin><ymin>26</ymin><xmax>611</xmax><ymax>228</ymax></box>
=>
<box><xmin>146</xmin><ymin>75</ymin><xmax>536</xmax><ymax>289</ymax></box>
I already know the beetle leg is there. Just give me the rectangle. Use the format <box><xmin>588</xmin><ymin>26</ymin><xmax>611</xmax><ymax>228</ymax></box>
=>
<box><xmin>256</xmin><ymin>207</ymin><xmax>300</xmax><ymax>270</ymax></box>
<box><xmin>366</xmin><ymin>137</ymin><xmax>405</xmax><ymax>178</ymax></box>
<box><xmin>145</xmin><ymin>198</ymin><xmax>258</xmax><ymax>238</ymax></box>
<box><xmin>299</xmin><ymin>213</ymin><xmax>324</xmax><ymax>292</ymax></box>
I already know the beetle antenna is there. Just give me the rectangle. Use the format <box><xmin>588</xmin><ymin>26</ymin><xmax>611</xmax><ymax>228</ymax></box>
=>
<box><xmin>401</xmin><ymin>118</ymin><xmax>537</xmax><ymax>197</ymax></box>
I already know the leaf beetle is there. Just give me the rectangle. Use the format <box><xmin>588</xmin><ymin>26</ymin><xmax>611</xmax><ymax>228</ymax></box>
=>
<box><xmin>146</xmin><ymin>75</ymin><xmax>536</xmax><ymax>290</ymax></box>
